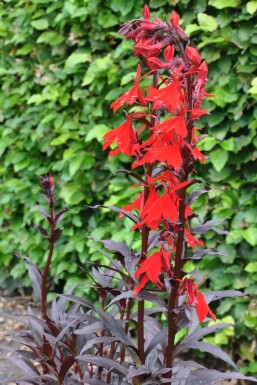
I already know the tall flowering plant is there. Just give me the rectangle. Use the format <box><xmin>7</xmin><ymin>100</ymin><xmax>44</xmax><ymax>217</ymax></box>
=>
<box><xmin>103</xmin><ymin>4</ymin><xmax>215</xmax><ymax>369</ymax></box>
<box><xmin>1</xmin><ymin>5</ymin><xmax>257</xmax><ymax>385</ymax></box>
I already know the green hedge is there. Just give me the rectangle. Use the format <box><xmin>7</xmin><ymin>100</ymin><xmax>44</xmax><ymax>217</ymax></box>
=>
<box><xmin>0</xmin><ymin>0</ymin><xmax>256</xmax><ymax>375</ymax></box>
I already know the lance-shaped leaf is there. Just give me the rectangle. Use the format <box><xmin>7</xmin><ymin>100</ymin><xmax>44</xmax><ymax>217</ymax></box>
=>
<box><xmin>76</xmin><ymin>354</ymin><xmax>128</xmax><ymax>375</ymax></box>
<box><xmin>175</xmin><ymin>340</ymin><xmax>237</xmax><ymax>369</ymax></box>
<box><xmin>186</xmin><ymin>248</ymin><xmax>226</xmax><ymax>260</ymax></box>
<box><xmin>88</xmin><ymin>204</ymin><xmax>138</xmax><ymax>223</ymax></box>
<box><xmin>192</xmin><ymin>218</ymin><xmax>229</xmax><ymax>235</ymax></box>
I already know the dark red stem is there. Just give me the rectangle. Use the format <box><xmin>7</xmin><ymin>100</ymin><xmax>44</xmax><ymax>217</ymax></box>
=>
<box><xmin>41</xmin><ymin>194</ymin><xmax>55</xmax><ymax>320</ymax></box>
<box><xmin>137</xmin><ymin>70</ymin><xmax>159</xmax><ymax>364</ymax></box>
<box><xmin>165</xmin><ymin>39</ymin><xmax>194</xmax><ymax>382</ymax></box>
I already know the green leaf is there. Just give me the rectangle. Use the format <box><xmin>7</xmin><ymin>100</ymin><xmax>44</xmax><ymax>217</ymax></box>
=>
<box><xmin>85</xmin><ymin>124</ymin><xmax>109</xmax><ymax>142</ymax></box>
<box><xmin>65</xmin><ymin>52</ymin><xmax>91</xmax><ymax>68</ymax></box>
<box><xmin>16</xmin><ymin>44</ymin><xmax>34</xmax><ymax>55</ymax></box>
<box><xmin>209</xmin><ymin>0</ymin><xmax>238</xmax><ymax>8</ymax></box>
<box><xmin>31</xmin><ymin>18</ymin><xmax>49</xmax><ymax>30</ymax></box>
<box><xmin>62</xmin><ymin>185</ymin><xmax>85</xmax><ymax>205</ymax></box>
<box><xmin>37</xmin><ymin>31</ymin><xmax>65</xmax><ymax>45</ymax></box>
<box><xmin>69</xmin><ymin>155</ymin><xmax>85</xmax><ymax>176</ymax></box>
<box><xmin>246</xmin><ymin>1</ymin><xmax>257</xmax><ymax>14</ymax></box>
<box><xmin>50</xmin><ymin>134</ymin><xmax>72</xmax><ymax>146</ymax></box>
<box><xmin>109</xmin><ymin>0</ymin><xmax>134</xmax><ymax>16</ymax></box>
<box><xmin>27</xmin><ymin>94</ymin><xmax>45</xmax><ymax>105</ymax></box>
<box><xmin>245</xmin><ymin>262</ymin><xmax>257</xmax><ymax>273</ymax></box>
<box><xmin>211</xmin><ymin>149</ymin><xmax>229</xmax><ymax>171</ymax></box>
<box><xmin>197</xmin><ymin>13</ymin><xmax>218</xmax><ymax>32</ymax></box>
<box><xmin>82</xmin><ymin>54</ymin><xmax>112</xmax><ymax>86</ymax></box>
<box><xmin>243</xmin><ymin>228</ymin><xmax>257</xmax><ymax>247</ymax></box>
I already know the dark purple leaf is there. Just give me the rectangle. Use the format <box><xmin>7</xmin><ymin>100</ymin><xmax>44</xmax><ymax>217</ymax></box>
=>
<box><xmin>124</xmin><ymin>365</ymin><xmax>151</xmax><ymax>380</ymax></box>
<box><xmin>53</xmin><ymin>319</ymin><xmax>78</xmax><ymax>346</ymax></box>
<box><xmin>115</xmin><ymin>169</ymin><xmax>145</xmax><ymax>183</ymax></box>
<box><xmin>76</xmin><ymin>354</ymin><xmax>128</xmax><ymax>375</ymax></box>
<box><xmin>192</xmin><ymin>219</ymin><xmax>229</xmax><ymax>236</ymax></box>
<box><xmin>145</xmin><ymin>327</ymin><xmax>168</xmax><ymax>356</ymax></box>
<box><xmin>52</xmin><ymin>227</ymin><xmax>63</xmax><ymax>242</ymax></box>
<box><xmin>89</xmin><ymin>237</ymin><xmax>135</xmax><ymax>260</ymax></box>
<box><xmin>184</xmin><ymin>323</ymin><xmax>233</xmax><ymax>340</ymax></box>
<box><xmin>147</xmin><ymin>231</ymin><xmax>161</xmax><ymax>251</ymax></box>
<box><xmin>175</xmin><ymin>341</ymin><xmax>237</xmax><ymax>369</ymax></box>
<box><xmin>34</xmin><ymin>204</ymin><xmax>49</xmax><ymax>220</ymax></box>
<box><xmin>75</xmin><ymin>321</ymin><xmax>103</xmax><ymax>335</ymax></box>
<box><xmin>88</xmin><ymin>204</ymin><xmax>138</xmax><ymax>223</ymax></box>
<box><xmin>185</xmin><ymin>368</ymin><xmax>257</xmax><ymax>384</ymax></box>
<box><xmin>89</xmin><ymin>243</ymin><xmax>125</xmax><ymax>276</ymax></box>
<box><xmin>59</xmin><ymin>294</ymin><xmax>95</xmax><ymax>310</ymax></box>
<box><xmin>186</xmin><ymin>248</ymin><xmax>226</xmax><ymax>260</ymax></box>
<box><xmin>6</xmin><ymin>356</ymin><xmax>39</xmax><ymax>377</ymax></box>
<box><xmin>22</xmin><ymin>257</ymin><xmax>42</xmax><ymax>300</ymax></box>
<box><xmin>34</xmin><ymin>225</ymin><xmax>49</xmax><ymax>239</ymax></box>
<box><xmin>80</xmin><ymin>336</ymin><xmax>117</xmax><ymax>352</ymax></box>
<box><xmin>136</xmin><ymin>290</ymin><xmax>166</xmax><ymax>307</ymax></box>
<box><xmin>203</xmin><ymin>290</ymin><xmax>243</xmax><ymax>303</ymax></box>
<box><xmin>106</xmin><ymin>290</ymin><xmax>134</xmax><ymax>308</ymax></box>
<box><xmin>186</xmin><ymin>188</ymin><xmax>209</xmax><ymax>206</ymax></box>
<box><xmin>173</xmin><ymin>360</ymin><xmax>205</xmax><ymax>369</ymax></box>
<box><xmin>55</xmin><ymin>207</ymin><xmax>68</xmax><ymax>226</ymax></box>
<box><xmin>59</xmin><ymin>356</ymin><xmax>75</xmax><ymax>383</ymax></box>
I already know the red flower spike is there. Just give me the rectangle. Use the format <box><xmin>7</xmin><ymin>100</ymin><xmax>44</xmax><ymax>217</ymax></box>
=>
<box><xmin>186</xmin><ymin>46</ymin><xmax>202</xmax><ymax>67</ymax></box>
<box><xmin>142</xmin><ymin>4</ymin><xmax>150</xmax><ymax>20</ymax></box>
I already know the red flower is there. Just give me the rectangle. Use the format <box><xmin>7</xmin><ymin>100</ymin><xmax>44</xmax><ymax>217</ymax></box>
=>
<box><xmin>185</xmin><ymin>228</ymin><xmax>204</xmax><ymax>248</ymax></box>
<box><xmin>178</xmin><ymin>278</ymin><xmax>216</xmax><ymax>322</ymax></box>
<box><xmin>186</xmin><ymin>46</ymin><xmax>201</xmax><ymax>67</ymax></box>
<box><xmin>103</xmin><ymin>115</ymin><xmax>137</xmax><ymax>156</ymax></box>
<box><xmin>110</xmin><ymin>65</ymin><xmax>147</xmax><ymax>113</ymax></box>
<box><xmin>132</xmin><ymin>190</ymin><xmax>178</xmax><ymax>231</ymax></box>
<box><xmin>133</xmin><ymin>247</ymin><xmax>171</xmax><ymax>295</ymax></box>
<box><xmin>145</xmin><ymin>83</ymin><xmax>181</xmax><ymax>113</ymax></box>
<box><xmin>132</xmin><ymin>144</ymin><xmax>183</xmax><ymax>171</ymax></box>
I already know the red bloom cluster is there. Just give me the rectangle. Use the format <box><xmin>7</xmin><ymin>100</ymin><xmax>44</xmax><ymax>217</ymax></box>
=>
<box><xmin>178</xmin><ymin>278</ymin><xmax>216</xmax><ymax>322</ymax></box>
<box><xmin>103</xmin><ymin>5</ymin><xmax>214</xmax><ymax>323</ymax></box>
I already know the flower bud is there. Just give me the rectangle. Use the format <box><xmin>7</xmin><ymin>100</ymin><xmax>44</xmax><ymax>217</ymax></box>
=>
<box><xmin>142</xmin><ymin>4</ymin><xmax>150</xmax><ymax>20</ymax></box>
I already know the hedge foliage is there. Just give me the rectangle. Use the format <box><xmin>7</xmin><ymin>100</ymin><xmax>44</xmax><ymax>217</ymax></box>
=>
<box><xmin>0</xmin><ymin>0</ymin><xmax>257</xmax><ymax>376</ymax></box>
